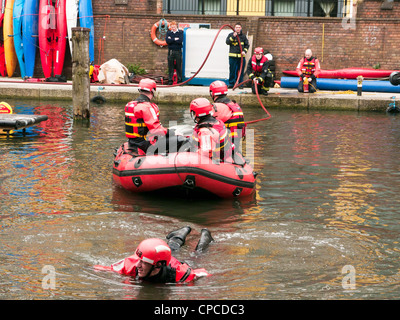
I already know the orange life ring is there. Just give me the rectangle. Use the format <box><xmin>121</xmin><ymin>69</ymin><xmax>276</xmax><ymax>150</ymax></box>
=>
<box><xmin>0</xmin><ymin>101</ymin><xmax>12</xmax><ymax>114</ymax></box>
<box><xmin>150</xmin><ymin>20</ymin><xmax>169</xmax><ymax>47</ymax></box>
<box><xmin>0</xmin><ymin>101</ymin><xmax>13</xmax><ymax>135</ymax></box>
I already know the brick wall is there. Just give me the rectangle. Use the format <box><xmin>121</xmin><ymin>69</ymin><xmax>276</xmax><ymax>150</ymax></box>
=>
<box><xmin>32</xmin><ymin>0</ymin><xmax>400</xmax><ymax>80</ymax></box>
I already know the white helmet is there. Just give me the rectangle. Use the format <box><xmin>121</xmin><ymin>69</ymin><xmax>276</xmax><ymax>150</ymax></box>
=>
<box><xmin>265</xmin><ymin>53</ymin><xmax>273</xmax><ymax>61</ymax></box>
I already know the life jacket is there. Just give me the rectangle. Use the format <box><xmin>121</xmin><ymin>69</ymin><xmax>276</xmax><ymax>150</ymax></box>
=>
<box><xmin>90</xmin><ymin>65</ymin><xmax>100</xmax><ymax>83</ymax></box>
<box><xmin>214</xmin><ymin>99</ymin><xmax>246</xmax><ymax>139</ymax></box>
<box><xmin>102</xmin><ymin>254</ymin><xmax>209</xmax><ymax>283</ymax></box>
<box><xmin>124</xmin><ymin>97</ymin><xmax>161</xmax><ymax>140</ymax></box>
<box><xmin>251</xmin><ymin>55</ymin><xmax>268</xmax><ymax>75</ymax></box>
<box><xmin>300</xmin><ymin>57</ymin><xmax>317</xmax><ymax>76</ymax></box>
<box><xmin>192</xmin><ymin>116</ymin><xmax>232</xmax><ymax>161</ymax></box>
<box><xmin>224</xmin><ymin>101</ymin><xmax>246</xmax><ymax>139</ymax></box>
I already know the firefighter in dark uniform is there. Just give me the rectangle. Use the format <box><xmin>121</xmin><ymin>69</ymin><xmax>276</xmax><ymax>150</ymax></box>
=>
<box><xmin>226</xmin><ymin>23</ymin><xmax>249</xmax><ymax>88</ymax></box>
<box><xmin>247</xmin><ymin>47</ymin><xmax>274</xmax><ymax>96</ymax></box>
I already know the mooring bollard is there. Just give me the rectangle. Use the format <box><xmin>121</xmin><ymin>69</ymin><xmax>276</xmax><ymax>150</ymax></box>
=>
<box><xmin>357</xmin><ymin>75</ymin><xmax>363</xmax><ymax>96</ymax></box>
<box><xmin>72</xmin><ymin>27</ymin><xmax>91</xmax><ymax>119</ymax></box>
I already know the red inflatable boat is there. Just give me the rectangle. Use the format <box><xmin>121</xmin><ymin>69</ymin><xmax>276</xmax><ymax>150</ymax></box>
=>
<box><xmin>112</xmin><ymin>142</ymin><xmax>257</xmax><ymax>198</ymax></box>
<box><xmin>283</xmin><ymin>68</ymin><xmax>399</xmax><ymax>79</ymax></box>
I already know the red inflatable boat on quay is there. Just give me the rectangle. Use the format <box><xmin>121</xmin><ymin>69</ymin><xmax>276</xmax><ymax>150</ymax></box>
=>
<box><xmin>112</xmin><ymin>142</ymin><xmax>257</xmax><ymax>198</ymax></box>
<box><xmin>283</xmin><ymin>68</ymin><xmax>399</xmax><ymax>79</ymax></box>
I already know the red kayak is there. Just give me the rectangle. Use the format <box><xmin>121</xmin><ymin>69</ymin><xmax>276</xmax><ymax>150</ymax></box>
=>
<box><xmin>113</xmin><ymin>142</ymin><xmax>257</xmax><ymax>198</ymax></box>
<box><xmin>283</xmin><ymin>68</ymin><xmax>399</xmax><ymax>79</ymax></box>
<box><xmin>0</xmin><ymin>7</ymin><xmax>5</xmax><ymax>77</ymax></box>
<box><xmin>0</xmin><ymin>42</ymin><xmax>6</xmax><ymax>77</ymax></box>
<box><xmin>39</xmin><ymin>0</ymin><xmax>67</xmax><ymax>78</ymax></box>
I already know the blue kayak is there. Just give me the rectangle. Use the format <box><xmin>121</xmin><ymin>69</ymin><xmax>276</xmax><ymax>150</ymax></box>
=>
<box><xmin>78</xmin><ymin>0</ymin><xmax>94</xmax><ymax>63</ymax></box>
<box><xmin>22</xmin><ymin>0</ymin><xmax>39</xmax><ymax>78</ymax></box>
<box><xmin>13</xmin><ymin>0</ymin><xmax>25</xmax><ymax>78</ymax></box>
<box><xmin>280</xmin><ymin>77</ymin><xmax>400</xmax><ymax>93</ymax></box>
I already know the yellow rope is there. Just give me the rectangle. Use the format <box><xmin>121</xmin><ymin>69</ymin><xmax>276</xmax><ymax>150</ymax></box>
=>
<box><xmin>321</xmin><ymin>23</ymin><xmax>325</xmax><ymax>63</ymax></box>
<box><xmin>316</xmin><ymin>90</ymin><xmax>356</xmax><ymax>95</ymax></box>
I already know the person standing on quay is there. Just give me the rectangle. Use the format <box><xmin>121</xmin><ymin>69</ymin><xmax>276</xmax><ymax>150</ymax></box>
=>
<box><xmin>166</xmin><ymin>21</ymin><xmax>183</xmax><ymax>85</ymax></box>
<box><xmin>226</xmin><ymin>23</ymin><xmax>249</xmax><ymax>89</ymax></box>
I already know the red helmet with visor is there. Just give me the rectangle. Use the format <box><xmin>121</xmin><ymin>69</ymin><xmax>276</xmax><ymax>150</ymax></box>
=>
<box><xmin>138</xmin><ymin>78</ymin><xmax>157</xmax><ymax>94</ymax></box>
<box><xmin>135</xmin><ymin>238</ymin><xmax>171</xmax><ymax>266</ymax></box>
<box><xmin>254</xmin><ymin>47</ymin><xmax>264</xmax><ymax>54</ymax></box>
<box><xmin>190</xmin><ymin>98</ymin><xmax>214</xmax><ymax>121</ymax></box>
<box><xmin>209</xmin><ymin>80</ymin><xmax>228</xmax><ymax>99</ymax></box>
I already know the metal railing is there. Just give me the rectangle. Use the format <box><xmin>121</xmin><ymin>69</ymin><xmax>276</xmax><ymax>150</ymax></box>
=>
<box><xmin>163</xmin><ymin>0</ymin><xmax>352</xmax><ymax>18</ymax></box>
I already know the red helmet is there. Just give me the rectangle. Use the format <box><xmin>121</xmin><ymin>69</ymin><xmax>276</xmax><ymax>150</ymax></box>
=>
<box><xmin>138</xmin><ymin>78</ymin><xmax>156</xmax><ymax>94</ymax></box>
<box><xmin>254</xmin><ymin>47</ymin><xmax>264</xmax><ymax>54</ymax></box>
<box><xmin>190</xmin><ymin>98</ymin><xmax>214</xmax><ymax>119</ymax></box>
<box><xmin>209</xmin><ymin>80</ymin><xmax>228</xmax><ymax>99</ymax></box>
<box><xmin>135</xmin><ymin>238</ymin><xmax>171</xmax><ymax>266</ymax></box>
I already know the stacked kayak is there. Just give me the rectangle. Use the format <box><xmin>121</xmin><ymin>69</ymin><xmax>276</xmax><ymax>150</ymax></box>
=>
<box><xmin>22</xmin><ymin>0</ymin><xmax>40</xmax><ymax>78</ymax></box>
<box><xmin>13</xmin><ymin>0</ymin><xmax>25</xmax><ymax>78</ymax></box>
<box><xmin>113</xmin><ymin>142</ymin><xmax>257</xmax><ymax>198</ymax></box>
<box><xmin>283</xmin><ymin>68</ymin><xmax>400</xmax><ymax>79</ymax></box>
<box><xmin>0</xmin><ymin>0</ymin><xmax>6</xmax><ymax>76</ymax></box>
<box><xmin>39</xmin><ymin>0</ymin><xmax>68</xmax><ymax>78</ymax></box>
<box><xmin>3</xmin><ymin>0</ymin><xmax>17</xmax><ymax>77</ymax></box>
<box><xmin>66</xmin><ymin>0</ymin><xmax>79</xmax><ymax>57</ymax></box>
<box><xmin>0</xmin><ymin>0</ymin><xmax>95</xmax><ymax>78</ymax></box>
<box><xmin>280</xmin><ymin>77</ymin><xmax>400</xmax><ymax>93</ymax></box>
<box><xmin>78</xmin><ymin>0</ymin><xmax>95</xmax><ymax>63</ymax></box>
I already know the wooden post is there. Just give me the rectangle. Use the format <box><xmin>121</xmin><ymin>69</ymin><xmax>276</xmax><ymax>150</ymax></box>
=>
<box><xmin>72</xmin><ymin>27</ymin><xmax>90</xmax><ymax>119</ymax></box>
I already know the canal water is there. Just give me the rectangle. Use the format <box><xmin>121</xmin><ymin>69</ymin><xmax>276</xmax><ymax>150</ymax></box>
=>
<box><xmin>0</xmin><ymin>99</ymin><xmax>399</xmax><ymax>300</ymax></box>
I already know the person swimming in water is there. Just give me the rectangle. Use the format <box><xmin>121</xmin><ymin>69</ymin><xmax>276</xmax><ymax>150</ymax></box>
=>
<box><xmin>94</xmin><ymin>227</ymin><xmax>214</xmax><ymax>283</ymax></box>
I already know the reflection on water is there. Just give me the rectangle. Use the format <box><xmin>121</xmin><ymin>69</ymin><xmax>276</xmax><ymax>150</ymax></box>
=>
<box><xmin>0</xmin><ymin>100</ymin><xmax>399</xmax><ymax>299</ymax></box>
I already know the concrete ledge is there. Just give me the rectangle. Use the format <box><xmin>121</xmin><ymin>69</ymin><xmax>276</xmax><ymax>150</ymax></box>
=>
<box><xmin>0</xmin><ymin>78</ymin><xmax>398</xmax><ymax>112</ymax></box>
<box><xmin>308</xmin><ymin>94</ymin><xmax>359</xmax><ymax>111</ymax></box>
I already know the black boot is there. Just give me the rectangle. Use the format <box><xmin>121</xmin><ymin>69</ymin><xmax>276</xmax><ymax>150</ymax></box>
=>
<box><xmin>195</xmin><ymin>229</ymin><xmax>214</xmax><ymax>252</ymax></box>
<box><xmin>166</xmin><ymin>226</ymin><xmax>192</xmax><ymax>251</ymax></box>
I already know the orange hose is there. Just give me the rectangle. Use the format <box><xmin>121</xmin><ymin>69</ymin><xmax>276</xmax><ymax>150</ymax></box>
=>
<box><xmin>129</xmin><ymin>24</ymin><xmax>272</xmax><ymax>124</ymax></box>
<box><xmin>162</xmin><ymin>24</ymin><xmax>237</xmax><ymax>87</ymax></box>
<box><xmin>246</xmin><ymin>79</ymin><xmax>271</xmax><ymax>124</ymax></box>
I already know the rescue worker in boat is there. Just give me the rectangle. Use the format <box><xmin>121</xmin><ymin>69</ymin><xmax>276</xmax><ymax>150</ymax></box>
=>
<box><xmin>296</xmin><ymin>49</ymin><xmax>321</xmax><ymax>93</ymax></box>
<box><xmin>189</xmin><ymin>97</ymin><xmax>233</xmax><ymax>163</ymax></box>
<box><xmin>246</xmin><ymin>47</ymin><xmax>274</xmax><ymax>96</ymax></box>
<box><xmin>124</xmin><ymin>78</ymin><xmax>170</xmax><ymax>154</ymax></box>
<box><xmin>226</xmin><ymin>22</ymin><xmax>249</xmax><ymax>89</ymax></box>
<box><xmin>209</xmin><ymin>80</ymin><xmax>246</xmax><ymax>162</ymax></box>
<box><xmin>94</xmin><ymin>227</ymin><xmax>213</xmax><ymax>283</ymax></box>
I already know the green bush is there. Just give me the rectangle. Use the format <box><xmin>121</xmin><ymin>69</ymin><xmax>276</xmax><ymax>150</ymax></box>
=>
<box><xmin>126</xmin><ymin>63</ymin><xmax>147</xmax><ymax>75</ymax></box>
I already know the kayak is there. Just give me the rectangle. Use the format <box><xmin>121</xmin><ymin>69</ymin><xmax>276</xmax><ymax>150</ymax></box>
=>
<box><xmin>280</xmin><ymin>76</ymin><xmax>400</xmax><ymax>93</ymax></box>
<box><xmin>283</xmin><ymin>68</ymin><xmax>399</xmax><ymax>79</ymax></box>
